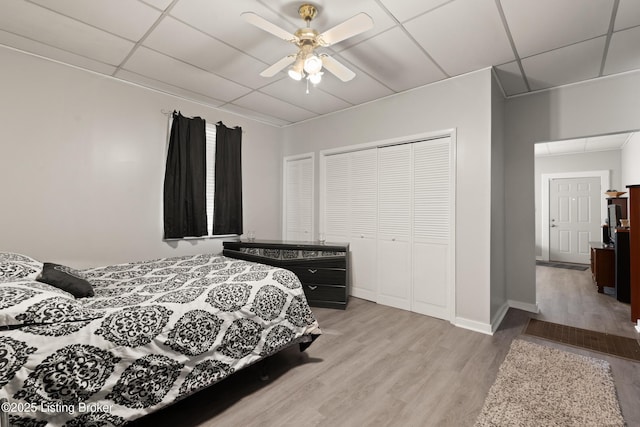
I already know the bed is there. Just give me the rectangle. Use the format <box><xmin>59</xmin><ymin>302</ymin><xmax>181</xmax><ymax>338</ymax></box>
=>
<box><xmin>0</xmin><ymin>252</ymin><xmax>321</xmax><ymax>427</ymax></box>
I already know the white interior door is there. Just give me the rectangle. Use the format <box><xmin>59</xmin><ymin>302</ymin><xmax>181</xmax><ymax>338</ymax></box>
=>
<box><xmin>377</xmin><ymin>144</ymin><xmax>412</xmax><ymax>310</ymax></box>
<box><xmin>549</xmin><ymin>177</ymin><xmax>601</xmax><ymax>264</ymax></box>
<box><xmin>412</xmin><ymin>138</ymin><xmax>451</xmax><ymax>319</ymax></box>
<box><xmin>283</xmin><ymin>155</ymin><xmax>313</xmax><ymax>241</ymax></box>
<box><xmin>323</xmin><ymin>153</ymin><xmax>350</xmax><ymax>243</ymax></box>
<box><xmin>349</xmin><ymin>149</ymin><xmax>378</xmax><ymax>302</ymax></box>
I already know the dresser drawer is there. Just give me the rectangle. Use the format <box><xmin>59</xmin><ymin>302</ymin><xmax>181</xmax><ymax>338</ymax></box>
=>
<box><xmin>289</xmin><ymin>266</ymin><xmax>346</xmax><ymax>285</ymax></box>
<box><xmin>302</xmin><ymin>283</ymin><xmax>347</xmax><ymax>303</ymax></box>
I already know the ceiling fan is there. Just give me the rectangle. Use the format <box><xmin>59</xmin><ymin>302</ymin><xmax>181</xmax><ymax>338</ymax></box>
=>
<box><xmin>242</xmin><ymin>4</ymin><xmax>373</xmax><ymax>85</ymax></box>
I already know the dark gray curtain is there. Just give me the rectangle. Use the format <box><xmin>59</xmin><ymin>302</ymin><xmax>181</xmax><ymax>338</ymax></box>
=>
<box><xmin>213</xmin><ymin>121</ymin><xmax>243</xmax><ymax>235</ymax></box>
<box><xmin>163</xmin><ymin>111</ymin><xmax>207</xmax><ymax>238</ymax></box>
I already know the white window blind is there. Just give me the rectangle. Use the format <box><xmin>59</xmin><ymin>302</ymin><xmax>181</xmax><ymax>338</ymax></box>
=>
<box><xmin>205</xmin><ymin>123</ymin><xmax>216</xmax><ymax>234</ymax></box>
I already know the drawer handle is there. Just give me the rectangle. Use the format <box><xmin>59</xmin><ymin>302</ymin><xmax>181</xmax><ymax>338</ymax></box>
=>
<box><xmin>308</xmin><ymin>269</ymin><xmax>317</xmax><ymax>274</ymax></box>
<box><xmin>308</xmin><ymin>285</ymin><xmax>318</xmax><ymax>291</ymax></box>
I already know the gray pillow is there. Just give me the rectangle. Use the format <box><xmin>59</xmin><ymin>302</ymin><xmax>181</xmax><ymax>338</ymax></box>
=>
<box><xmin>36</xmin><ymin>263</ymin><xmax>94</xmax><ymax>298</ymax></box>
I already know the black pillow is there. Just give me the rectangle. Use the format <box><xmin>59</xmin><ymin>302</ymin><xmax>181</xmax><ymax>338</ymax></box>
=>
<box><xmin>36</xmin><ymin>263</ymin><xmax>94</xmax><ymax>298</ymax></box>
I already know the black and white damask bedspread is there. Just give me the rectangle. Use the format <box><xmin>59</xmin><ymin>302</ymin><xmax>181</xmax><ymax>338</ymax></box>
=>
<box><xmin>0</xmin><ymin>254</ymin><xmax>321</xmax><ymax>427</ymax></box>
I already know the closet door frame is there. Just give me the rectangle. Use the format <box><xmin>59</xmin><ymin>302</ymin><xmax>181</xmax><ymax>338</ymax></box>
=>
<box><xmin>320</xmin><ymin>129</ymin><xmax>457</xmax><ymax>322</ymax></box>
<box><xmin>283</xmin><ymin>152</ymin><xmax>315</xmax><ymax>241</ymax></box>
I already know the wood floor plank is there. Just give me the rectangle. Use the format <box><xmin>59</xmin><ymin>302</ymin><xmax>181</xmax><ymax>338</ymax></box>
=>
<box><xmin>131</xmin><ymin>265</ymin><xmax>639</xmax><ymax>427</ymax></box>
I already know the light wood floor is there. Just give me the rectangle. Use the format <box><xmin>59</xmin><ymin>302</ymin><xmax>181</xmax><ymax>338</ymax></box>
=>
<box><xmin>132</xmin><ymin>266</ymin><xmax>640</xmax><ymax>427</ymax></box>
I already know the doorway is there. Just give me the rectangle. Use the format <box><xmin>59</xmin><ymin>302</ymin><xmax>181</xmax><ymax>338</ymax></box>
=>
<box><xmin>548</xmin><ymin>176</ymin><xmax>602</xmax><ymax>264</ymax></box>
<box><xmin>536</xmin><ymin>170</ymin><xmax>610</xmax><ymax>264</ymax></box>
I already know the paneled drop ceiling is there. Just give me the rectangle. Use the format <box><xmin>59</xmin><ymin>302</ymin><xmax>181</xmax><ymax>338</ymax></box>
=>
<box><xmin>1</xmin><ymin>0</ymin><xmax>639</xmax><ymax>126</ymax></box>
<box><xmin>535</xmin><ymin>132</ymin><xmax>634</xmax><ymax>157</ymax></box>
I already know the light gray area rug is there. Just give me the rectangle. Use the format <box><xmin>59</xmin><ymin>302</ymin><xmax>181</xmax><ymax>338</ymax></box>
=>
<box><xmin>475</xmin><ymin>339</ymin><xmax>625</xmax><ymax>427</ymax></box>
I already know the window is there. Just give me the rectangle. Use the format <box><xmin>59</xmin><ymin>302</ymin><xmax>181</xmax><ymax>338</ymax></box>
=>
<box><xmin>164</xmin><ymin>114</ymin><xmax>242</xmax><ymax>239</ymax></box>
<box><xmin>205</xmin><ymin>123</ymin><xmax>216</xmax><ymax>235</ymax></box>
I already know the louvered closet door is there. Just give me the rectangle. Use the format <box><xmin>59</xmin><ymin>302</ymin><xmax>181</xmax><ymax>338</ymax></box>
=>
<box><xmin>324</xmin><ymin>153</ymin><xmax>350</xmax><ymax>243</ymax></box>
<box><xmin>412</xmin><ymin>137</ymin><xmax>451</xmax><ymax>319</ymax></box>
<box><xmin>284</xmin><ymin>156</ymin><xmax>313</xmax><ymax>241</ymax></box>
<box><xmin>377</xmin><ymin>144</ymin><xmax>412</xmax><ymax>310</ymax></box>
<box><xmin>349</xmin><ymin>148</ymin><xmax>378</xmax><ymax>301</ymax></box>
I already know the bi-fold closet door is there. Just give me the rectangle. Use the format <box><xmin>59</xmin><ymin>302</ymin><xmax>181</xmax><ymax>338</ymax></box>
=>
<box><xmin>283</xmin><ymin>154</ymin><xmax>314</xmax><ymax>241</ymax></box>
<box><xmin>322</xmin><ymin>136</ymin><xmax>453</xmax><ymax>320</ymax></box>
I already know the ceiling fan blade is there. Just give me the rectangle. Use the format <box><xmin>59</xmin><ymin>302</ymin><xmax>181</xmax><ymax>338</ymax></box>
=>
<box><xmin>321</xmin><ymin>55</ymin><xmax>356</xmax><ymax>82</ymax></box>
<box><xmin>241</xmin><ymin>12</ymin><xmax>298</xmax><ymax>43</ymax></box>
<box><xmin>260</xmin><ymin>55</ymin><xmax>296</xmax><ymax>77</ymax></box>
<box><xmin>318</xmin><ymin>13</ymin><xmax>374</xmax><ymax>46</ymax></box>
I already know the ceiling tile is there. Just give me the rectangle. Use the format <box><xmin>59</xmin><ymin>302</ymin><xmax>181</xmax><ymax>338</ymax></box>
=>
<box><xmin>114</xmin><ymin>69</ymin><xmax>226</xmax><ymax>108</ymax></box>
<box><xmin>0</xmin><ymin>30</ymin><xmax>117</xmax><ymax>75</ymax></box>
<box><xmin>259</xmin><ymin>0</ymin><xmax>396</xmax><ymax>51</ymax></box>
<box><xmin>144</xmin><ymin>16</ymin><xmax>270</xmax><ymax>89</ymax></box>
<box><xmin>614</xmin><ymin>0</ymin><xmax>640</xmax><ymax>31</ymax></box>
<box><xmin>139</xmin><ymin>0</ymin><xmax>175</xmax><ymax>12</ymax></box>
<box><xmin>170</xmin><ymin>0</ymin><xmax>298</xmax><ymax>64</ymax></box>
<box><xmin>404</xmin><ymin>0</ymin><xmax>514</xmax><ymax>76</ymax></box>
<box><xmin>522</xmin><ymin>37</ymin><xmax>606</xmax><ymax>91</ymax></box>
<box><xmin>260</xmin><ymin>78</ymin><xmax>352</xmax><ymax>115</ymax></box>
<box><xmin>220</xmin><ymin>104</ymin><xmax>292</xmax><ymax>127</ymax></box>
<box><xmin>586</xmin><ymin>133</ymin><xmax>631</xmax><ymax>150</ymax></box>
<box><xmin>231</xmin><ymin>92</ymin><xmax>318</xmax><ymax>123</ymax></box>
<box><xmin>312</xmin><ymin>55</ymin><xmax>394</xmax><ymax>105</ymax></box>
<box><xmin>339</xmin><ymin>27</ymin><xmax>445</xmax><ymax>92</ymax></box>
<box><xmin>494</xmin><ymin>61</ymin><xmax>528</xmax><ymax>96</ymax></box>
<box><xmin>377</xmin><ymin>0</ymin><xmax>451</xmax><ymax>23</ymax></box>
<box><xmin>501</xmin><ymin>0</ymin><xmax>614</xmax><ymax>58</ymax></box>
<box><xmin>29</xmin><ymin>0</ymin><xmax>161</xmax><ymax>41</ymax></box>
<box><xmin>122</xmin><ymin>46</ymin><xmax>252</xmax><ymax>102</ymax></box>
<box><xmin>603</xmin><ymin>26</ymin><xmax>640</xmax><ymax>76</ymax></box>
<box><xmin>547</xmin><ymin>138</ymin><xmax>586</xmax><ymax>154</ymax></box>
<box><xmin>0</xmin><ymin>0</ymin><xmax>134</xmax><ymax>65</ymax></box>
<box><xmin>534</xmin><ymin>143</ymin><xmax>550</xmax><ymax>156</ymax></box>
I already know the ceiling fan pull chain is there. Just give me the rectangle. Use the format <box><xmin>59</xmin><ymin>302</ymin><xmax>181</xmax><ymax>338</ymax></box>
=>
<box><xmin>306</xmin><ymin>78</ymin><xmax>310</xmax><ymax>94</ymax></box>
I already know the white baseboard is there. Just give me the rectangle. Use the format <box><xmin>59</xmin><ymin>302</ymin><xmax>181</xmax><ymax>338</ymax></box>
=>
<box><xmin>490</xmin><ymin>301</ymin><xmax>510</xmax><ymax>334</ymax></box>
<box><xmin>454</xmin><ymin>316</ymin><xmax>494</xmax><ymax>335</ymax></box>
<box><xmin>508</xmin><ymin>299</ymin><xmax>539</xmax><ymax>314</ymax></box>
<box><xmin>452</xmin><ymin>300</ymin><xmax>539</xmax><ymax>335</ymax></box>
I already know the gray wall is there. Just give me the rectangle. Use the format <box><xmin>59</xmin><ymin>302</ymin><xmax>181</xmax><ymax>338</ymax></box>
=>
<box><xmin>504</xmin><ymin>70</ymin><xmax>640</xmax><ymax>308</ymax></box>
<box><xmin>283</xmin><ymin>68</ymin><xmax>495</xmax><ymax>329</ymax></box>
<box><xmin>534</xmin><ymin>150</ymin><xmax>622</xmax><ymax>258</ymax></box>
<box><xmin>622</xmin><ymin>133</ymin><xmax>640</xmax><ymax>187</ymax></box>
<box><xmin>490</xmin><ymin>72</ymin><xmax>506</xmax><ymax>322</ymax></box>
<box><xmin>0</xmin><ymin>47</ymin><xmax>283</xmax><ymax>269</ymax></box>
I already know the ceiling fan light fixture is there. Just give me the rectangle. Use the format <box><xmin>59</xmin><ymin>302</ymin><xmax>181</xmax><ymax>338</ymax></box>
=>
<box><xmin>288</xmin><ymin>68</ymin><xmax>303</xmax><ymax>80</ymax></box>
<box><xmin>303</xmin><ymin>54</ymin><xmax>322</xmax><ymax>74</ymax></box>
<box><xmin>288</xmin><ymin>59</ymin><xmax>304</xmax><ymax>80</ymax></box>
<box><xmin>309</xmin><ymin>71</ymin><xmax>322</xmax><ymax>85</ymax></box>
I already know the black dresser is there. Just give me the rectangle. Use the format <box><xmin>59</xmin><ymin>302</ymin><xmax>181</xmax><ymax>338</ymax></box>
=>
<box><xmin>223</xmin><ymin>239</ymin><xmax>350</xmax><ymax>309</ymax></box>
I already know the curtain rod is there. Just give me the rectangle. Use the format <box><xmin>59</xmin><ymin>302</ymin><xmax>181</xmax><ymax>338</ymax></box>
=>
<box><xmin>161</xmin><ymin>110</ymin><xmax>245</xmax><ymax>133</ymax></box>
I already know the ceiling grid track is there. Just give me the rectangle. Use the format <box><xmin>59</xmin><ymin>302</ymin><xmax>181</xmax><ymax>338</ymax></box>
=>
<box><xmin>599</xmin><ymin>0</ymin><xmax>620</xmax><ymax>77</ymax></box>
<box><xmin>494</xmin><ymin>0</ymin><xmax>530</xmax><ymax>92</ymax></box>
<box><xmin>111</xmin><ymin>0</ymin><xmax>180</xmax><ymax>77</ymax></box>
<box><xmin>374</xmin><ymin>0</ymin><xmax>450</xmax><ymax>78</ymax></box>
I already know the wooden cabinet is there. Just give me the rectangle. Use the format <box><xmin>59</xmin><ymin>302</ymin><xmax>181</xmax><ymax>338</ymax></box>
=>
<box><xmin>590</xmin><ymin>242</ymin><xmax>615</xmax><ymax>293</ymax></box>
<box><xmin>222</xmin><ymin>240</ymin><xmax>349</xmax><ymax>309</ymax></box>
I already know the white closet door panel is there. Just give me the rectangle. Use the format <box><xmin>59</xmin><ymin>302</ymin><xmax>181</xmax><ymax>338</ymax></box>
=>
<box><xmin>350</xmin><ymin>237</ymin><xmax>377</xmax><ymax>301</ymax></box>
<box><xmin>413</xmin><ymin>138</ymin><xmax>450</xmax><ymax>242</ymax></box>
<box><xmin>284</xmin><ymin>156</ymin><xmax>313</xmax><ymax>241</ymax></box>
<box><xmin>350</xmin><ymin>148</ymin><xmax>378</xmax><ymax>239</ymax></box>
<box><xmin>298</xmin><ymin>158</ymin><xmax>313</xmax><ymax>241</ymax></box>
<box><xmin>378</xmin><ymin>144</ymin><xmax>411</xmax><ymax>241</ymax></box>
<box><xmin>324</xmin><ymin>153</ymin><xmax>350</xmax><ymax>239</ymax></box>
<box><xmin>412</xmin><ymin>242</ymin><xmax>449</xmax><ymax>319</ymax></box>
<box><xmin>377</xmin><ymin>239</ymin><xmax>411</xmax><ymax>310</ymax></box>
